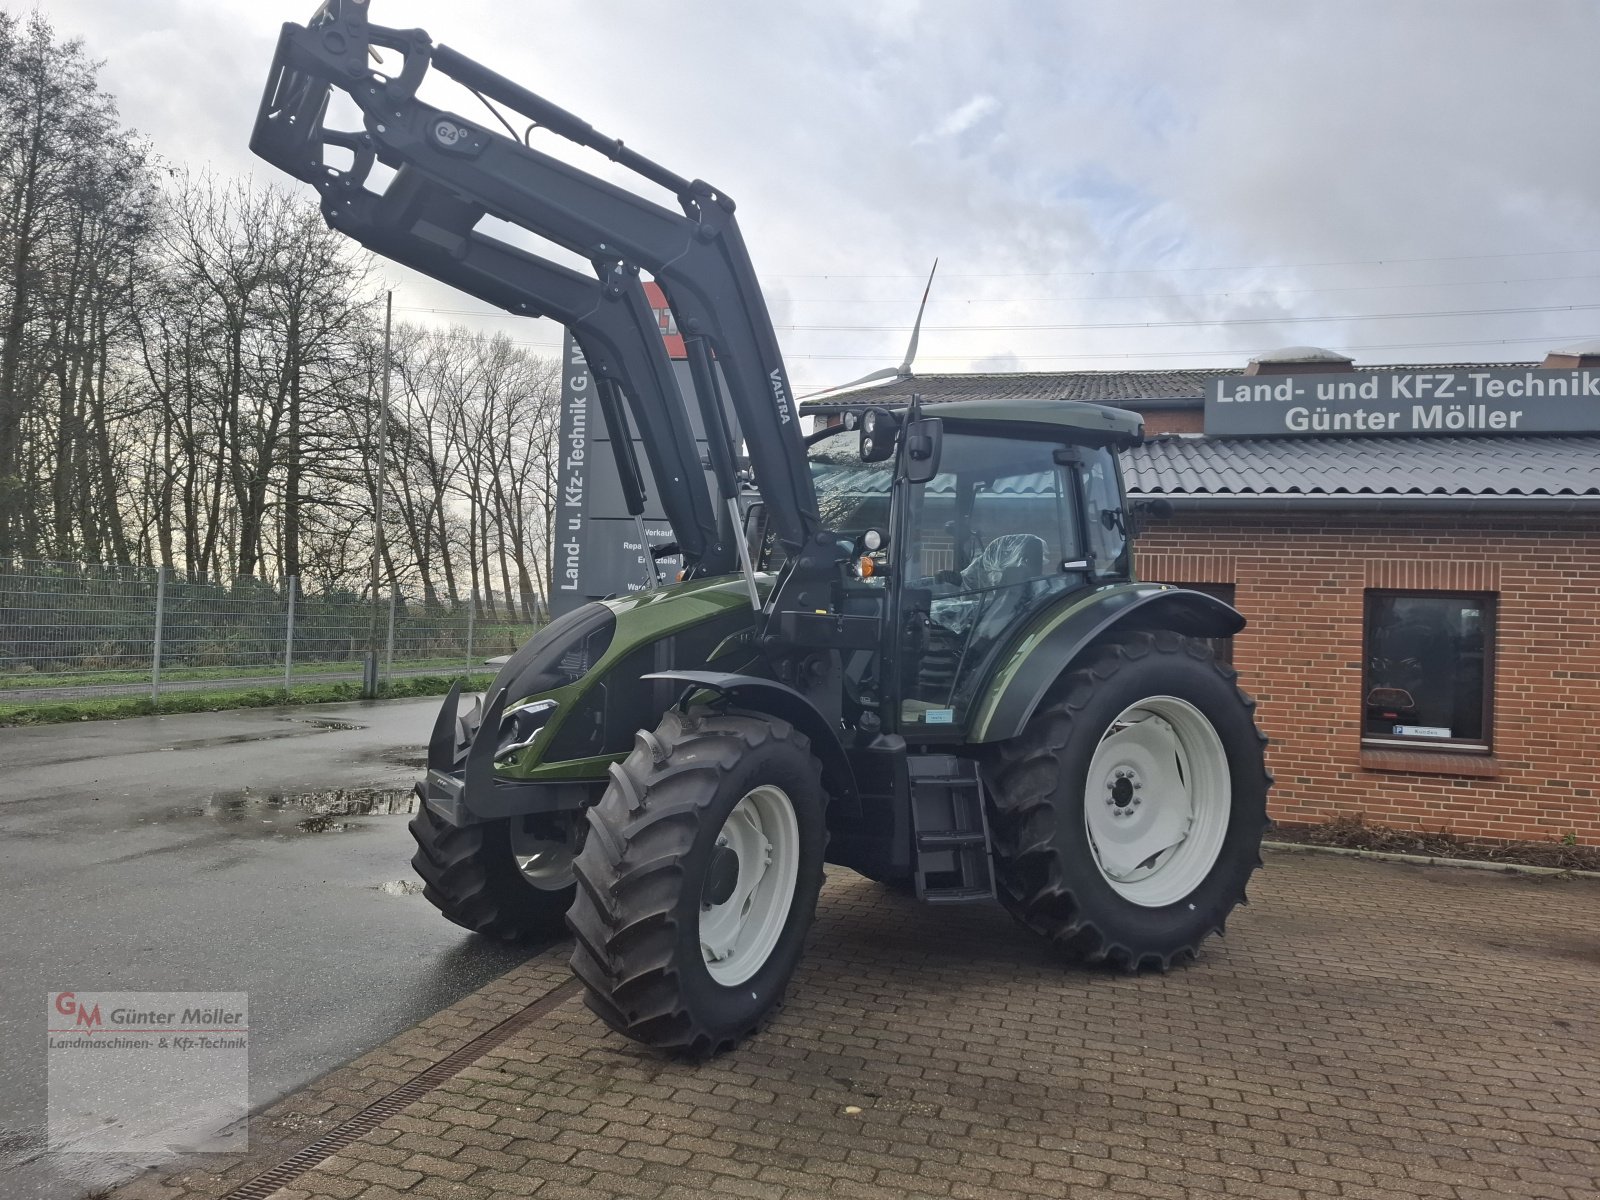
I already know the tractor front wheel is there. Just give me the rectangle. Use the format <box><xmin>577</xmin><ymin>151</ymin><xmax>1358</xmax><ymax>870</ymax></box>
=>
<box><xmin>987</xmin><ymin>631</ymin><xmax>1269</xmax><ymax>970</ymax></box>
<box><xmin>409</xmin><ymin>804</ymin><xmax>579</xmax><ymax>941</ymax></box>
<box><xmin>567</xmin><ymin>708</ymin><xmax>827</xmax><ymax>1055</ymax></box>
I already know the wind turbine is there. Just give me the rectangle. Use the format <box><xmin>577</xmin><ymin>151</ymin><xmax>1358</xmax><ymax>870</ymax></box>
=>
<box><xmin>797</xmin><ymin>259</ymin><xmax>939</xmax><ymax>400</ymax></box>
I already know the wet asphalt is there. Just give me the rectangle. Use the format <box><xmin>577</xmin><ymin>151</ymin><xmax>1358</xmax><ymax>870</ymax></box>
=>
<box><xmin>0</xmin><ymin>697</ymin><xmax>546</xmax><ymax>1200</ymax></box>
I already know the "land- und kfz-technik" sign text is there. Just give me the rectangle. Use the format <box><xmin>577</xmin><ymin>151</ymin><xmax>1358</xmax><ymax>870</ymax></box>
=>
<box><xmin>1204</xmin><ymin>368</ymin><xmax>1600</xmax><ymax>438</ymax></box>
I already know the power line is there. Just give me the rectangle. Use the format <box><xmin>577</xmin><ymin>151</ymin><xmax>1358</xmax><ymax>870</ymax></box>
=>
<box><xmin>770</xmin><ymin>271</ymin><xmax>1600</xmax><ymax>306</ymax></box>
<box><xmin>783</xmin><ymin>331</ymin><xmax>1600</xmax><ymax>363</ymax></box>
<box><xmin>396</xmin><ymin>299</ymin><xmax>1600</xmax><ymax>340</ymax></box>
<box><xmin>391</xmin><ymin>298</ymin><xmax>1600</xmax><ymax>337</ymax></box>
<box><xmin>383</xmin><ymin>320</ymin><xmax>1598</xmax><ymax>363</ymax></box>
<box><xmin>781</xmin><ymin>301</ymin><xmax>1600</xmax><ymax>335</ymax></box>
<box><xmin>760</xmin><ymin>247</ymin><xmax>1600</xmax><ymax>281</ymax></box>
<box><xmin>391</xmin><ymin>269</ymin><xmax>1600</xmax><ymax>318</ymax></box>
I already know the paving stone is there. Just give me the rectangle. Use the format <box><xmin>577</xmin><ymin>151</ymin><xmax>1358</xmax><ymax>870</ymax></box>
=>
<box><xmin>102</xmin><ymin>856</ymin><xmax>1600</xmax><ymax>1200</ymax></box>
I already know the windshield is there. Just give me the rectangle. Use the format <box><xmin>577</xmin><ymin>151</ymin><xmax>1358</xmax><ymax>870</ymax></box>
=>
<box><xmin>808</xmin><ymin>429</ymin><xmax>891</xmax><ymax>537</ymax></box>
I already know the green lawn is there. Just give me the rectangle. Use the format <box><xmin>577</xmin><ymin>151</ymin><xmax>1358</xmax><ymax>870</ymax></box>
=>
<box><xmin>0</xmin><ymin>672</ymin><xmax>495</xmax><ymax>726</ymax></box>
<box><xmin>0</xmin><ymin>654</ymin><xmax>508</xmax><ymax>691</ymax></box>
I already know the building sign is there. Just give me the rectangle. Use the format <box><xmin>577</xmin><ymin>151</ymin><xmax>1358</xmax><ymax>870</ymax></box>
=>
<box><xmin>643</xmin><ymin>280</ymin><xmax>687</xmax><ymax>360</ymax></box>
<box><xmin>1205</xmin><ymin>368</ymin><xmax>1600</xmax><ymax>437</ymax></box>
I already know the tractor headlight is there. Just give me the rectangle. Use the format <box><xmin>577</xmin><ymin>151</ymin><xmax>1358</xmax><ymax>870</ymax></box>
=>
<box><xmin>497</xmin><ymin>698</ymin><xmax>558</xmax><ymax>758</ymax></box>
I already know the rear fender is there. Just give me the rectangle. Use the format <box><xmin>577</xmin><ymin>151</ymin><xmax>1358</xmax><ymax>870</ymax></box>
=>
<box><xmin>969</xmin><ymin>584</ymin><xmax>1244</xmax><ymax>743</ymax></box>
<box><xmin>643</xmin><ymin>670</ymin><xmax>860</xmax><ymax>807</ymax></box>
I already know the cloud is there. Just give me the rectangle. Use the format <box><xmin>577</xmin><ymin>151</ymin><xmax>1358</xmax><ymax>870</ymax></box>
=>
<box><xmin>916</xmin><ymin>93</ymin><xmax>1002</xmax><ymax>144</ymax></box>
<box><xmin>32</xmin><ymin>0</ymin><xmax>1600</xmax><ymax>390</ymax></box>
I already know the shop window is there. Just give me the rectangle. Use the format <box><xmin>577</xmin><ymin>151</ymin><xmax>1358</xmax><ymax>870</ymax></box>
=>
<box><xmin>1363</xmin><ymin>591</ymin><xmax>1493</xmax><ymax>750</ymax></box>
<box><xmin>1151</xmin><ymin>581</ymin><xmax>1235</xmax><ymax>664</ymax></box>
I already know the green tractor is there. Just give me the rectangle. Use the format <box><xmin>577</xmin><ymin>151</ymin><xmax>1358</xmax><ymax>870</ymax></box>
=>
<box><xmin>253</xmin><ymin>1</ymin><xmax>1269</xmax><ymax>1056</ymax></box>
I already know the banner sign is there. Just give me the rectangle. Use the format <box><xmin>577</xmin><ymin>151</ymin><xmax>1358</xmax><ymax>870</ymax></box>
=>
<box><xmin>553</xmin><ymin>336</ymin><xmax>593</xmax><ymax>605</ymax></box>
<box><xmin>550</xmin><ymin>329</ymin><xmax>690</xmax><ymax>617</ymax></box>
<box><xmin>1205</xmin><ymin>368</ymin><xmax>1600</xmax><ymax>437</ymax></box>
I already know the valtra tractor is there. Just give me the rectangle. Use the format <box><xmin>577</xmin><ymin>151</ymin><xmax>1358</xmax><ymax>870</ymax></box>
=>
<box><xmin>252</xmin><ymin>0</ymin><xmax>1270</xmax><ymax>1055</ymax></box>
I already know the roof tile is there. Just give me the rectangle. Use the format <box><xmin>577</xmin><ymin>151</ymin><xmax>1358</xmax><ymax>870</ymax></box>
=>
<box><xmin>1126</xmin><ymin>435</ymin><xmax>1600</xmax><ymax>497</ymax></box>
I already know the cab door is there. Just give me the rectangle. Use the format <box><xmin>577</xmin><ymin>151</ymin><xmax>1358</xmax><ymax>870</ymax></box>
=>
<box><xmin>890</xmin><ymin>430</ymin><xmax>1089</xmax><ymax>739</ymax></box>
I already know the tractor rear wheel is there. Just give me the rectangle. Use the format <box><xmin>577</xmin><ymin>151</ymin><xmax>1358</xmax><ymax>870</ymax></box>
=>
<box><xmin>987</xmin><ymin>631</ymin><xmax>1269</xmax><ymax>970</ymax></box>
<box><xmin>567</xmin><ymin>708</ymin><xmax>826</xmax><ymax>1055</ymax></box>
<box><xmin>409</xmin><ymin>803</ymin><xmax>579</xmax><ymax>941</ymax></box>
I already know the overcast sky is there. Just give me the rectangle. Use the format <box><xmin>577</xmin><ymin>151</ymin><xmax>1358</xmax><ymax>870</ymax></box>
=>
<box><xmin>36</xmin><ymin>0</ymin><xmax>1600</xmax><ymax>391</ymax></box>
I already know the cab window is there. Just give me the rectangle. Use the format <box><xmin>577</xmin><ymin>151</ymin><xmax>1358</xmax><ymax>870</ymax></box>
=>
<box><xmin>899</xmin><ymin>433</ymin><xmax>1084</xmax><ymax>732</ymax></box>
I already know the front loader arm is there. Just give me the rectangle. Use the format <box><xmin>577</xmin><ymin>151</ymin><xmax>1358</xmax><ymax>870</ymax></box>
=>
<box><xmin>252</xmin><ymin>0</ymin><xmax>819</xmax><ymax>555</ymax></box>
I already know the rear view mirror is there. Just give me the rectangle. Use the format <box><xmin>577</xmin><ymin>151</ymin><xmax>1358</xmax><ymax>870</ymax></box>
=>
<box><xmin>902</xmin><ymin>417</ymin><xmax>943</xmax><ymax>484</ymax></box>
<box><xmin>1129</xmin><ymin>497</ymin><xmax>1174</xmax><ymax>537</ymax></box>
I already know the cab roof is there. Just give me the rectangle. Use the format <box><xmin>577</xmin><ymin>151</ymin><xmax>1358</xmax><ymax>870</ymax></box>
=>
<box><xmin>817</xmin><ymin>396</ymin><xmax>1143</xmax><ymax>443</ymax></box>
<box><xmin>927</xmin><ymin>396</ymin><xmax>1142</xmax><ymax>441</ymax></box>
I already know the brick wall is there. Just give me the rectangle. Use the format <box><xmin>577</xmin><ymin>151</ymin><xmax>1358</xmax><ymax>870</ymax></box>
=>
<box><xmin>1138</xmin><ymin>405</ymin><xmax>1204</xmax><ymax>434</ymax></box>
<box><xmin>1138</xmin><ymin>512</ymin><xmax>1600</xmax><ymax>844</ymax></box>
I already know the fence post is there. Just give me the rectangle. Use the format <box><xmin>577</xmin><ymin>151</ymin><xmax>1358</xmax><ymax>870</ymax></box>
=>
<box><xmin>283</xmin><ymin>576</ymin><xmax>297</xmax><ymax>694</ymax></box>
<box><xmin>150</xmin><ymin>564</ymin><xmax>167</xmax><ymax>701</ymax></box>
<box><xmin>385</xmin><ymin>592</ymin><xmax>397</xmax><ymax>687</ymax></box>
<box><xmin>465</xmin><ymin>592</ymin><xmax>476</xmax><ymax>669</ymax></box>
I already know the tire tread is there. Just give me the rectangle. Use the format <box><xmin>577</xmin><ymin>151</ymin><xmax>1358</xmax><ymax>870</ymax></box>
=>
<box><xmin>987</xmin><ymin>630</ymin><xmax>1270</xmax><ymax>971</ymax></box>
<box><xmin>567</xmin><ymin>708</ymin><xmax>820</xmax><ymax>1056</ymax></box>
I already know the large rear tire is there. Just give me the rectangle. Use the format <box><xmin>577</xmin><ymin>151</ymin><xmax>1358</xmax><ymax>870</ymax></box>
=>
<box><xmin>567</xmin><ymin>708</ymin><xmax>826</xmax><ymax>1056</ymax></box>
<box><xmin>409</xmin><ymin>803</ymin><xmax>578</xmax><ymax>942</ymax></box>
<box><xmin>987</xmin><ymin>631</ymin><xmax>1269</xmax><ymax>970</ymax></box>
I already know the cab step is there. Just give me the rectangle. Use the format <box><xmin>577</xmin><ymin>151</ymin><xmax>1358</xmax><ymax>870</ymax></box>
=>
<box><xmin>908</xmin><ymin>754</ymin><xmax>996</xmax><ymax>903</ymax></box>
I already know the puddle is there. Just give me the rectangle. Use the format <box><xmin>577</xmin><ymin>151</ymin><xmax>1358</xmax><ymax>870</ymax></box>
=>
<box><xmin>288</xmin><ymin>718</ymin><xmax>363</xmax><ymax>732</ymax></box>
<box><xmin>145</xmin><ymin>787</ymin><xmax>417</xmax><ymax>835</ymax></box>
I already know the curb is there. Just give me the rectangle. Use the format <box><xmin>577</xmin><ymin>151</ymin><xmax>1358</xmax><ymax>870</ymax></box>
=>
<box><xmin>1263</xmin><ymin>839</ymin><xmax>1600</xmax><ymax>880</ymax></box>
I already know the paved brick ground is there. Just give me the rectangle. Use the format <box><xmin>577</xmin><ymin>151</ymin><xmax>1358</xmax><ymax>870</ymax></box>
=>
<box><xmin>115</xmin><ymin>850</ymin><xmax>1600</xmax><ymax>1200</ymax></box>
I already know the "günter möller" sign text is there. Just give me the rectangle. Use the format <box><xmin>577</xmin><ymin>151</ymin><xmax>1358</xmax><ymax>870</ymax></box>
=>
<box><xmin>1204</xmin><ymin>368</ymin><xmax>1600</xmax><ymax>438</ymax></box>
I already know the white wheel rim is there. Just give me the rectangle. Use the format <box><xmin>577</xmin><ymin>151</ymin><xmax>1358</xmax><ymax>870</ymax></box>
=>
<box><xmin>699</xmin><ymin>785</ymin><xmax>800</xmax><ymax>986</ymax></box>
<box><xmin>1083</xmin><ymin>695</ymin><xmax>1231</xmax><ymax>908</ymax></box>
<box><xmin>509</xmin><ymin>817</ymin><xmax>576</xmax><ymax>892</ymax></box>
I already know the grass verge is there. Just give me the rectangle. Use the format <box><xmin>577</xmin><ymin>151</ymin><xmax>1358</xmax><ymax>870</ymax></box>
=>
<box><xmin>1272</xmin><ymin>814</ymin><xmax>1598</xmax><ymax>871</ymax></box>
<box><xmin>0</xmin><ymin>673</ymin><xmax>494</xmax><ymax>727</ymax></box>
<box><xmin>0</xmin><ymin>655</ymin><xmax>516</xmax><ymax>691</ymax></box>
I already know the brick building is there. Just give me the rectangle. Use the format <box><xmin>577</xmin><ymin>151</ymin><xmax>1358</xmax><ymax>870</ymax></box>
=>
<box><xmin>811</xmin><ymin>345</ymin><xmax>1600</xmax><ymax>845</ymax></box>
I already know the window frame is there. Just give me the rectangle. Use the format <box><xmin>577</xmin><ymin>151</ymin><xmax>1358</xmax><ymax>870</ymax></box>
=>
<box><xmin>1360</xmin><ymin>588</ymin><xmax>1495</xmax><ymax>754</ymax></box>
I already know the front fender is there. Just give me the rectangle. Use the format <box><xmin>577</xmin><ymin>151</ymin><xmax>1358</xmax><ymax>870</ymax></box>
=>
<box><xmin>969</xmin><ymin>584</ymin><xmax>1244</xmax><ymax>743</ymax></box>
<box><xmin>643</xmin><ymin>670</ymin><xmax>860</xmax><ymax>806</ymax></box>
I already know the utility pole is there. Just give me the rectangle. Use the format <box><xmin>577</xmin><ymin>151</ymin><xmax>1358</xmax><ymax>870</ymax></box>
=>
<box><xmin>364</xmin><ymin>290</ymin><xmax>393</xmax><ymax>696</ymax></box>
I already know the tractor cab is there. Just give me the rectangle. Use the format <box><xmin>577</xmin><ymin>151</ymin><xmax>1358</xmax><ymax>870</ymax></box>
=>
<box><xmin>791</xmin><ymin>398</ymin><xmax>1144</xmax><ymax>740</ymax></box>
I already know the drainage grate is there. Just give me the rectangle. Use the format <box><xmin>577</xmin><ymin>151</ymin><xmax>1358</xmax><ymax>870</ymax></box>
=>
<box><xmin>222</xmin><ymin>978</ymin><xmax>581</xmax><ymax>1200</ymax></box>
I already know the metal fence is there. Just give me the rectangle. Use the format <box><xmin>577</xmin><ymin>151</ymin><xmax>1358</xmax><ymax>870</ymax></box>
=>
<box><xmin>0</xmin><ymin>560</ymin><xmax>545</xmax><ymax>702</ymax></box>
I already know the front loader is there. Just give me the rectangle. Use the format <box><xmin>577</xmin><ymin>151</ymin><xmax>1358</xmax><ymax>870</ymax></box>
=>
<box><xmin>252</xmin><ymin>0</ymin><xmax>1271</xmax><ymax>1056</ymax></box>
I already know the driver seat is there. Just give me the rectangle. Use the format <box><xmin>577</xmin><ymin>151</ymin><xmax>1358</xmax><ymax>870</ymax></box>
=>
<box><xmin>959</xmin><ymin>533</ymin><xmax>1047</xmax><ymax>590</ymax></box>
